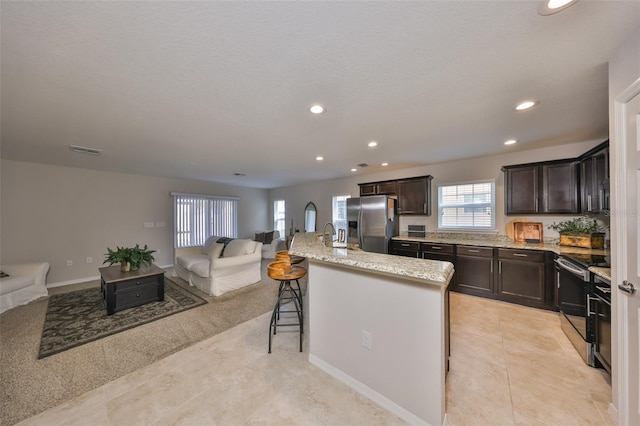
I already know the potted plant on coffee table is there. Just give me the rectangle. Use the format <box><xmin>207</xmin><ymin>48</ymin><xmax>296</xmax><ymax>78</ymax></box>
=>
<box><xmin>104</xmin><ymin>244</ymin><xmax>156</xmax><ymax>272</ymax></box>
<box><xmin>547</xmin><ymin>217</ymin><xmax>607</xmax><ymax>249</ymax></box>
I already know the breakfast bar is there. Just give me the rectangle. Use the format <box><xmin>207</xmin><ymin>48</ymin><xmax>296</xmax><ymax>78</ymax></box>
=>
<box><xmin>290</xmin><ymin>233</ymin><xmax>454</xmax><ymax>426</ymax></box>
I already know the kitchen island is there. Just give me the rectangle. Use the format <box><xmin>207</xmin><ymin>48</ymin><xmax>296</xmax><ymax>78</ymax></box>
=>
<box><xmin>290</xmin><ymin>233</ymin><xmax>454</xmax><ymax>426</ymax></box>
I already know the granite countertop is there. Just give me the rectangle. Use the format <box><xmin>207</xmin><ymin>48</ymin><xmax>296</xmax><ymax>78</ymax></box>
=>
<box><xmin>289</xmin><ymin>233</ymin><xmax>453</xmax><ymax>287</ymax></box>
<box><xmin>395</xmin><ymin>232</ymin><xmax>612</xmax><ymax>282</ymax></box>
<box><xmin>590</xmin><ymin>267</ymin><xmax>611</xmax><ymax>281</ymax></box>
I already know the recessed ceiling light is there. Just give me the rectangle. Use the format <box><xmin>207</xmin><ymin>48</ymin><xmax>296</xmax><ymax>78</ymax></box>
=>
<box><xmin>351</xmin><ymin>168</ymin><xmax>357</xmax><ymax>172</ymax></box>
<box><xmin>310</xmin><ymin>104</ymin><xmax>325</xmax><ymax>114</ymax></box>
<box><xmin>381</xmin><ymin>162</ymin><xmax>389</xmax><ymax>166</ymax></box>
<box><xmin>368</xmin><ymin>141</ymin><xmax>378</xmax><ymax>147</ymax></box>
<box><xmin>538</xmin><ymin>0</ymin><xmax>579</xmax><ymax>16</ymax></box>
<box><xmin>316</xmin><ymin>156</ymin><xmax>324</xmax><ymax>161</ymax></box>
<box><xmin>504</xmin><ymin>139</ymin><xmax>517</xmax><ymax>145</ymax></box>
<box><xmin>515</xmin><ymin>100</ymin><xmax>538</xmax><ymax>111</ymax></box>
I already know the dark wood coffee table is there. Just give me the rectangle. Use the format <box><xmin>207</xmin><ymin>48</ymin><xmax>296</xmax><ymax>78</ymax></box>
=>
<box><xmin>99</xmin><ymin>264</ymin><xmax>165</xmax><ymax>315</ymax></box>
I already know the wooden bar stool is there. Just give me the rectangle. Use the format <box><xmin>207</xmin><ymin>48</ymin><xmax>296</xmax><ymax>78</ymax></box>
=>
<box><xmin>267</xmin><ymin>261</ymin><xmax>306</xmax><ymax>353</ymax></box>
<box><xmin>274</xmin><ymin>251</ymin><xmax>306</xmax><ymax>308</ymax></box>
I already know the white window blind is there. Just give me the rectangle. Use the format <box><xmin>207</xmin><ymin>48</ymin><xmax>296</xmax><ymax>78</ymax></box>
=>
<box><xmin>438</xmin><ymin>181</ymin><xmax>495</xmax><ymax>229</ymax></box>
<box><xmin>274</xmin><ymin>200</ymin><xmax>286</xmax><ymax>237</ymax></box>
<box><xmin>172</xmin><ymin>193</ymin><xmax>238</xmax><ymax>248</ymax></box>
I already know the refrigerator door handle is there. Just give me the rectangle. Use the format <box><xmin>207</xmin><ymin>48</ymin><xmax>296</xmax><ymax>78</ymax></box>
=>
<box><xmin>358</xmin><ymin>208</ymin><xmax>364</xmax><ymax>248</ymax></box>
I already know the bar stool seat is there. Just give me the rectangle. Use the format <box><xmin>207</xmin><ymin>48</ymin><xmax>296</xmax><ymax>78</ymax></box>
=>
<box><xmin>267</xmin><ymin>261</ymin><xmax>306</xmax><ymax>353</ymax></box>
<box><xmin>275</xmin><ymin>250</ymin><xmax>305</xmax><ymax>265</ymax></box>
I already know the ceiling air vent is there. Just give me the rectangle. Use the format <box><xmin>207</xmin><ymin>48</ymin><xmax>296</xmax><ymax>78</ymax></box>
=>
<box><xmin>69</xmin><ymin>145</ymin><xmax>102</xmax><ymax>155</ymax></box>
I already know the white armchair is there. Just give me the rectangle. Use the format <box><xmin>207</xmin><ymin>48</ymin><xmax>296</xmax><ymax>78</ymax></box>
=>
<box><xmin>256</xmin><ymin>230</ymin><xmax>286</xmax><ymax>259</ymax></box>
<box><xmin>0</xmin><ymin>262</ymin><xmax>50</xmax><ymax>314</ymax></box>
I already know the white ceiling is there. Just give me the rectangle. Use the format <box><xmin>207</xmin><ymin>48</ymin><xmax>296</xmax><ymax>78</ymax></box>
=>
<box><xmin>1</xmin><ymin>1</ymin><xmax>639</xmax><ymax>189</ymax></box>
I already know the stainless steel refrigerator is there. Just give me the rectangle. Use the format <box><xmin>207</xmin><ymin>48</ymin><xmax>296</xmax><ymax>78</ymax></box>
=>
<box><xmin>347</xmin><ymin>196</ymin><xmax>399</xmax><ymax>254</ymax></box>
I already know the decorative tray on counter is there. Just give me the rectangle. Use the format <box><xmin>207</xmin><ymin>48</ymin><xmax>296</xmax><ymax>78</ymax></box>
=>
<box><xmin>513</xmin><ymin>221</ymin><xmax>544</xmax><ymax>243</ymax></box>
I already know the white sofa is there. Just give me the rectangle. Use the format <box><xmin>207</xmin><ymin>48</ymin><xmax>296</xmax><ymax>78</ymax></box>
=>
<box><xmin>175</xmin><ymin>237</ymin><xmax>262</xmax><ymax>297</ymax></box>
<box><xmin>256</xmin><ymin>230</ymin><xmax>286</xmax><ymax>259</ymax></box>
<box><xmin>0</xmin><ymin>262</ymin><xmax>50</xmax><ymax>314</ymax></box>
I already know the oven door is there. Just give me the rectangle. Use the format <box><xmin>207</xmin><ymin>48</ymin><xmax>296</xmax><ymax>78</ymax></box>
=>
<box><xmin>556</xmin><ymin>257</ymin><xmax>594</xmax><ymax>365</ymax></box>
<box><xmin>556</xmin><ymin>258</ymin><xmax>591</xmax><ymax>338</ymax></box>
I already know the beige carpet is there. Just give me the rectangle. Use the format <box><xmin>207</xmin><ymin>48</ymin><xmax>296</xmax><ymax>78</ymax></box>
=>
<box><xmin>0</xmin><ymin>260</ymin><xmax>303</xmax><ymax>426</ymax></box>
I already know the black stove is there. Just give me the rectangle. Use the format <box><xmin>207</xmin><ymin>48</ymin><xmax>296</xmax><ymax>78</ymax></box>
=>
<box><xmin>562</xmin><ymin>252</ymin><xmax>610</xmax><ymax>269</ymax></box>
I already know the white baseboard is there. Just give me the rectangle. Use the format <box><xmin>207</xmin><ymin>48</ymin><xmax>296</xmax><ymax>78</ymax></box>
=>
<box><xmin>47</xmin><ymin>275</ymin><xmax>101</xmax><ymax>288</ymax></box>
<box><xmin>46</xmin><ymin>264</ymin><xmax>174</xmax><ymax>288</ymax></box>
<box><xmin>308</xmin><ymin>354</ymin><xmax>430</xmax><ymax>426</ymax></box>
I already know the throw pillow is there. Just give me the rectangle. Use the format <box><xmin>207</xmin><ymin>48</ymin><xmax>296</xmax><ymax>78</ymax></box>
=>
<box><xmin>202</xmin><ymin>236</ymin><xmax>220</xmax><ymax>255</ymax></box>
<box><xmin>210</xmin><ymin>243</ymin><xmax>224</xmax><ymax>259</ymax></box>
<box><xmin>0</xmin><ymin>271</ymin><xmax>9</xmax><ymax>278</ymax></box>
<box><xmin>264</xmin><ymin>231</ymin><xmax>275</xmax><ymax>244</ymax></box>
<box><xmin>224</xmin><ymin>239</ymin><xmax>255</xmax><ymax>257</ymax></box>
<box><xmin>254</xmin><ymin>232</ymin><xmax>265</xmax><ymax>243</ymax></box>
<box><xmin>216</xmin><ymin>237</ymin><xmax>235</xmax><ymax>257</ymax></box>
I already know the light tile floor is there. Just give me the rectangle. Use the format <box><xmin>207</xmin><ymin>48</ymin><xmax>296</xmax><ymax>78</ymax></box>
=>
<box><xmin>446</xmin><ymin>292</ymin><xmax>614</xmax><ymax>426</ymax></box>
<box><xmin>16</xmin><ymin>292</ymin><xmax>613</xmax><ymax>426</ymax></box>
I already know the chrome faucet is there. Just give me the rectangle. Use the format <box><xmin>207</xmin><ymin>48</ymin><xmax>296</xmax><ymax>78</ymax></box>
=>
<box><xmin>322</xmin><ymin>222</ymin><xmax>337</xmax><ymax>247</ymax></box>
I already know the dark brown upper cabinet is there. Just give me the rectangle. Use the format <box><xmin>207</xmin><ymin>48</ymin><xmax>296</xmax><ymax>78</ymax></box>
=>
<box><xmin>376</xmin><ymin>181</ymin><xmax>398</xmax><ymax>195</ymax></box>
<box><xmin>359</xmin><ymin>183</ymin><xmax>377</xmax><ymax>196</ymax></box>
<box><xmin>358</xmin><ymin>175</ymin><xmax>433</xmax><ymax>216</ymax></box>
<box><xmin>397</xmin><ymin>176</ymin><xmax>433</xmax><ymax>215</ymax></box>
<box><xmin>358</xmin><ymin>181</ymin><xmax>396</xmax><ymax>196</ymax></box>
<box><xmin>502</xmin><ymin>159</ymin><xmax>579</xmax><ymax>215</ymax></box>
<box><xmin>580</xmin><ymin>140</ymin><xmax>609</xmax><ymax>214</ymax></box>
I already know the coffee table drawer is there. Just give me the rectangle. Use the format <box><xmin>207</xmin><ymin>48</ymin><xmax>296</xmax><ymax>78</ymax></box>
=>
<box><xmin>115</xmin><ymin>285</ymin><xmax>161</xmax><ymax>310</ymax></box>
<box><xmin>114</xmin><ymin>275</ymin><xmax>159</xmax><ymax>292</ymax></box>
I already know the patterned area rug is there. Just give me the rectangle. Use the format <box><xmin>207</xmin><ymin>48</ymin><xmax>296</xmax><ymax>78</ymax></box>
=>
<box><xmin>38</xmin><ymin>278</ymin><xmax>206</xmax><ymax>358</ymax></box>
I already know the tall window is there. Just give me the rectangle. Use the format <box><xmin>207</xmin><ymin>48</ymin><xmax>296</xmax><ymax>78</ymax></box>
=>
<box><xmin>332</xmin><ymin>195</ymin><xmax>351</xmax><ymax>242</ymax></box>
<box><xmin>172</xmin><ymin>193</ymin><xmax>238</xmax><ymax>248</ymax></box>
<box><xmin>274</xmin><ymin>200</ymin><xmax>286</xmax><ymax>237</ymax></box>
<box><xmin>438</xmin><ymin>181</ymin><xmax>495</xmax><ymax>230</ymax></box>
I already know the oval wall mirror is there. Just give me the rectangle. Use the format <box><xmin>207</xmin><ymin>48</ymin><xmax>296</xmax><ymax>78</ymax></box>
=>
<box><xmin>304</xmin><ymin>202</ymin><xmax>317</xmax><ymax>233</ymax></box>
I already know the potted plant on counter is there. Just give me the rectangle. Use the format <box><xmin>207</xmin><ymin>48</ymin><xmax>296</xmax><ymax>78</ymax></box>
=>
<box><xmin>104</xmin><ymin>244</ymin><xmax>156</xmax><ymax>272</ymax></box>
<box><xmin>547</xmin><ymin>217</ymin><xmax>607</xmax><ymax>248</ymax></box>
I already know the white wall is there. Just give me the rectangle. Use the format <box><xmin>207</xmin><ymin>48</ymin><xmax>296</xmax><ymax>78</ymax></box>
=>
<box><xmin>0</xmin><ymin>160</ymin><xmax>269</xmax><ymax>284</ymax></box>
<box><xmin>608</xmin><ymin>22</ymin><xmax>640</xmax><ymax>418</ymax></box>
<box><xmin>270</xmin><ymin>139</ymin><xmax>607</xmax><ymax>240</ymax></box>
<box><xmin>308</xmin><ymin>262</ymin><xmax>445</xmax><ymax>425</ymax></box>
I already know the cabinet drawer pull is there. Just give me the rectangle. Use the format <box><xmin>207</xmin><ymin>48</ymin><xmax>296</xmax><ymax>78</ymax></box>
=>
<box><xmin>468</xmin><ymin>249</ymin><xmax>480</xmax><ymax>253</ymax></box>
<box><xmin>430</xmin><ymin>246</ymin><xmax>442</xmax><ymax>250</ymax></box>
<box><xmin>513</xmin><ymin>253</ymin><xmax>528</xmax><ymax>257</ymax></box>
<box><xmin>136</xmin><ymin>293</ymin><xmax>141</xmax><ymax>297</ymax></box>
<box><xmin>401</xmin><ymin>243</ymin><xmax>411</xmax><ymax>247</ymax></box>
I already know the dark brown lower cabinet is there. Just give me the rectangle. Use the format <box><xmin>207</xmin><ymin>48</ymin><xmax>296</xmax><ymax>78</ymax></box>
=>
<box><xmin>390</xmin><ymin>240</ymin><xmax>420</xmax><ymax>258</ymax></box>
<box><xmin>454</xmin><ymin>246</ymin><xmax>494</xmax><ymax>296</ymax></box>
<box><xmin>454</xmin><ymin>246</ymin><xmax>554</xmax><ymax>310</ymax></box>
<box><xmin>496</xmin><ymin>249</ymin><xmax>545</xmax><ymax>308</ymax></box>
<box><xmin>390</xmin><ymin>240</ymin><xmax>557</xmax><ymax>310</ymax></box>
